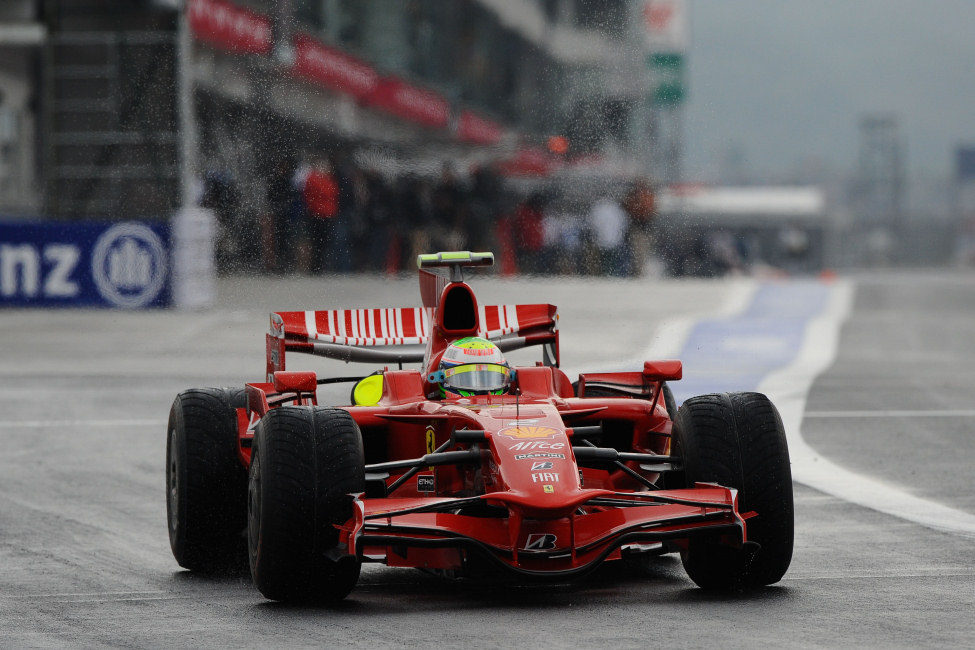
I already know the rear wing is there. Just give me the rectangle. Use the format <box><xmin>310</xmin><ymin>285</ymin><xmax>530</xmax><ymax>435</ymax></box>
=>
<box><xmin>266</xmin><ymin>303</ymin><xmax>558</xmax><ymax>379</ymax></box>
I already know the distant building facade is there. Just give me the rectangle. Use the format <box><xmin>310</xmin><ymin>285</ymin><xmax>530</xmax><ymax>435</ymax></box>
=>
<box><xmin>0</xmin><ymin>0</ymin><xmax>659</xmax><ymax>221</ymax></box>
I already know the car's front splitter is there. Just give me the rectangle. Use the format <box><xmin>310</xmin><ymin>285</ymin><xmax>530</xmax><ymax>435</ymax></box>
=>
<box><xmin>340</xmin><ymin>485</ymin><xmax>748</xmax><ymax>578</ymax></box>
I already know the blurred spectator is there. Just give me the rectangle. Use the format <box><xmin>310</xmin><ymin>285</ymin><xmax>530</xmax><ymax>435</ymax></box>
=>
<box><xmin>362</xmin><ymin>169</ymin><xmax>393</xmax><ymax>270</ymax></box>
<box><xmin>333</xmin><ymin>153</ymin><xmax>357</xmax><ymax>273</ymax></box>
<box><xmin>347</xmin><ymin>166</ymin><xmax>371</xmax><ymax>271</ymax></box>
<box><xmin>266</xmin><ymin>159</ymin><xmax>295</xmax><ymax>273</ymax></box>
<box><xmin>301</xmin><ymin>156</ymin><xmax>340</xmax><ymax>273</ymax></box>
<box><xmin>469</xmin><ymin>165</ymin><xmax>501</xmax><ymax>251</ymax></box>
<box><xmin>513</xmin><ymin>192</ymin><xmax>546</xmax><ymax>273</ymax></box>
<box><xmin>211</xmin><ymin>148</ymin><xmax>689</xmax><ymax>278</ymax></box>
<box><xmin>623</xmin><ymin>179</ymin><xmax>657</xmax><ymax>276</ymax></box>
<box><xmin>290</xmin><ymin>156</ymin><xmax>312</xmax><ymax>272</ymax></box>
<box><xmin>433</xmin><ymin>164</ymin><xmax>467</xmax><ymax>251</ymax></box>
<box><xmin>706</xmin><ymin>230</ymin><xmax>745</xmax><ymax>275</ymax></box>
<box><xmin>589</xmin><ymin>195</ymin><xmax>628</xmax><ymax>276</ymax></box>
<box><xmin>542</xmin><ymin>211</ymin><xmax>582</xmax><ymax>274</ymax></box>
<box><xmin>778</xmin><ymin>226</ymin><xmax>809</xmax><ymax>273</ymax></box>
<box><xmin>200</xmin><ymin>168</ymin><xmax>240</xmax><ymax>272</ymax></box>
<box><xmin>433</xmin><ymin>164</ymin><xmax>463</xmax><ymax>218</ymax></box>
<box><xmin>396</xmin><ymin>173</ymin><xmax>433</xmax><ymax>272</ymax></box>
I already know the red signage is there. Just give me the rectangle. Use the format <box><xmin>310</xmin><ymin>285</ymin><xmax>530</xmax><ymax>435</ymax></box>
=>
<box><xmin>644</xmin><ymin>1</ymin><xmax>675</xmax><ymax>31</ymax></box>
<box><xmin>457</xmin><ymin>110</ymin><xmax>505</xmax><ymax>145</ymax></box>
<box><xmin>369</xmin><ymin>77</ymin><xmax>450</xmax><ymax>129</ymax></box>
<box><xmin>497</xmin><ymin>148</ymin><xmax>558</xmax><ymax>177</ymax></box>
<box><xmin>188</xmin><ymin>0</ymin><xmax>271</xmax><ymax>55</ymax></box>
<box><xmin>292</xmin><ymin>33</ymin><xmax>379</xmax><ymax>100</ymax></box>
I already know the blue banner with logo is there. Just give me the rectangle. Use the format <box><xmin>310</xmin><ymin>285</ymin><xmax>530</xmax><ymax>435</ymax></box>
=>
<box><xmin>0</xmin><ymin>220</ymin><xmax>170</xmax><ymax>308</ymax></box>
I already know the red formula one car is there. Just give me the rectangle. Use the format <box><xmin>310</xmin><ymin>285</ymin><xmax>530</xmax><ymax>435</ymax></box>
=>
<box><xmin>166</xmin><ymin>252</ymin><xmax>793</xmax><ymax>601</ymax></box>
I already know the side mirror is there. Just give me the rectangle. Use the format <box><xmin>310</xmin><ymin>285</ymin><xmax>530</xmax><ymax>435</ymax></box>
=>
<box><xmin>272</xmin><ymin>370</ymin><xmax>317</xmax><ymax>393</ymax></box>
<box><xmin>643</xmin><ymin>360</ymin><xmax>682</xmax><ymax>382</ymax></box>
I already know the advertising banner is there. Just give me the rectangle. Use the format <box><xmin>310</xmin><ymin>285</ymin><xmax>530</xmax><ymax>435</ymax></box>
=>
<box><xmin>368</xmin><ymin>77</ymin><xmax>450</xmax><ymax>130</ymax></box>
<box><xmin>0</xmin><ymin>220</ymin><xmax>170</xmax><ymax>308</ymax></box>
<box><xmin>292</xmin><ymin>33</ymin><xmax>379</xmax><ymax>100</ymax></box>
<box><xmin>457</xmin><ymin>110</ymin><xmax>505</xmax><ymax>146</ymax></box>
<box><xmin>187</xmin><ymin>0</ymin><xmax>272</xmax><ymax>56</ymax></box>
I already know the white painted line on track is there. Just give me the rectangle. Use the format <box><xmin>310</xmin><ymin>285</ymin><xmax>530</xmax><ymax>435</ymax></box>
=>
<box><xmin>3</xmin><ymin>590</ymin><xmax>170</xmax><ymax>599</ymax></box>
<box><xmin>758</xmin><ymin>280</ymin><xmax>975</xmax><ymax>538</ymax></box>
<box><xmin>0</xmin><ymin>387</ymin><xmax>181</xmax><ymax>395</ymax></box>
<box><xmin>786</xmin><ymin>571</ymin><xmax>975</xmax><ymax>581</ymax></box>
<box><xmin>572</xmin><ymin>279</ymin><xmax>758</xmax><ymax>377</ymax></box>
<box><xmin>0</xmin><ymin>419</ymin><xmax>164</xmax><ymax>428</ymax></box>
<box><xmin>643</xmin><ymin>278</ymin><xmax>758</xmax><ymax>360</ymax></box>
<box><xmin>804</xmin><ymin>409</ymin><xmax>975</xmax><ymax>418</ymax></box>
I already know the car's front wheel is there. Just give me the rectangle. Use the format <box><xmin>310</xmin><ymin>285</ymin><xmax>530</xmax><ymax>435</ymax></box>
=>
<box><xmin>671</xmin><ymin>391</ymin><xmax>794</xmax><ymax>590</ymax></box>
<box><xmin>248</xmin><ymin>406</ymin><xmax>365</xmax><ymax>602</ymax></box>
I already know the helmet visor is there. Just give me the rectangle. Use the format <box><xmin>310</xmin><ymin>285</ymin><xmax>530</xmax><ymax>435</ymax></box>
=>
<box><xmin>442</xmin><ymin>363</ymin><xmax>512</xmax><ymax>392</ymax></box>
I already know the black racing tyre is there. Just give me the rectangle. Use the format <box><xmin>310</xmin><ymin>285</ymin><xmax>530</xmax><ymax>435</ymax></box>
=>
<box><xmin>671</xmin><ymin>392</ymin><xmax>793</xmax><ymax>590</ymax></box>
<box><xmin>248</xmin><ymin>406</ymin><xmax>365</xmax><ymax>602</ymax></box>
<box><xmin>167</xmin><ymin>387</ymin><xmax>248</xmax><ymax>572</ymax></box>
<box><xmin>661</xmin><ymin>383</ymin><xmax>678</xmax><ymax>420</ymax></box>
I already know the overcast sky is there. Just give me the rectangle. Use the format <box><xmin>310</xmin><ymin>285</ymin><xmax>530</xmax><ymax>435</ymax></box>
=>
<box><xmin>683</xmin><ymin>0</ymin><xmax>975</xmax><ymax>186</ymax></box>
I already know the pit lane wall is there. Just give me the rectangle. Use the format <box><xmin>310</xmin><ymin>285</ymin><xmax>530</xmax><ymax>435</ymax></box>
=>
<box><xmin>0</xmin><ymin>219</ymin><xmax>172</xmax><ymax>308</ymax></box>
<box><xmin>0</xmin><ymin>209</ymin><xmax>217</xmax><ymax>309</ymax></box>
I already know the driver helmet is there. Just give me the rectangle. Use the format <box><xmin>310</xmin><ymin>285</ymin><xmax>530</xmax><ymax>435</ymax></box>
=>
<box><xmin>431</xmin><ymin>337</ymin><xmax>513</xmax><ymax>397</ymax></box>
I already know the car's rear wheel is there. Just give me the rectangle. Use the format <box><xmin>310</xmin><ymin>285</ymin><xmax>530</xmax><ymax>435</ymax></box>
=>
<box><xmin>167</xmin><ymin>387</ymin><xmax>248</xmax><ymax>572</ymax></box>
<box><xmin>248</xmin><ymin>406</ymin><xmax>365</xmax><ymax>602</ymax></box>
<box><xmin>671</xmin><ymin>392</ymin><xmax>793</xmax><ymax>590</ymax></box>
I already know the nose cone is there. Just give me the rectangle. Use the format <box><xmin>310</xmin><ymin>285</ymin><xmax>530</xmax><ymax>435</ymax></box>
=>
<box><xmin>491</xmin><ymin>423</ymin><xmax>582</xmax><ymax>507</ymax></box>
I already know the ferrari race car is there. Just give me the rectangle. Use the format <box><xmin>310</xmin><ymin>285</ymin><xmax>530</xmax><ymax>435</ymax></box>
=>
<box><xmin>166</xmin><ymin>251</ymin><xmax>794</xmax><ymax>601</ymax></box>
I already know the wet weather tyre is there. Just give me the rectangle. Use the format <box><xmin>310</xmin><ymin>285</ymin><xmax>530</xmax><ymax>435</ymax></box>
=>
<box><xmin>672</xmin><ymin>392</ymin><xmax>793</xmax><ymax>590</ymax></box>
<box><xmin>167</xmin><ymin>387</ymin><xmax>248</xmax><ymax>572</ymax></box>
<box><xmin>662</xmin><ymin>383</ymin><xmax>678</xmax><ymax>420</ymax></box>
<box><xmin>248</xmin><ymin>406</ymin><xmax>365</xmax><ymax>602</ymax></box>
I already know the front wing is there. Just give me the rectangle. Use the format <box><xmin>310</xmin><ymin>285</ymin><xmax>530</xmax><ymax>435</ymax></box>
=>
<box><xmin>338</xmin><ymin>484</ymin><xmax>749</xmax><ymax>578</ymax></box>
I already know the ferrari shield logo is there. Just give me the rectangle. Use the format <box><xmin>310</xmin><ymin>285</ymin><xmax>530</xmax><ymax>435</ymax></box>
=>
<box><xmin>425</xmin><ymin>426</ymin><xmax>436</xmax><ymax>454</ymax></box>
<box><xmin>425</xmin><ymin>426</ymin><xmax>436</xmax><ymax>470</ymax></box>
<box><xmin>499</xmin><ymin>425</ymin><xmax>559</xmax><ymax>439</ymax></box>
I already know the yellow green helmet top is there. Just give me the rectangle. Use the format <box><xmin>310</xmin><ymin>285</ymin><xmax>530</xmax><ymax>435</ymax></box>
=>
<box><xmin>435</xmin><ymin>337</ymin><xmax>511</xmax><ymax>397</ymax></box>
